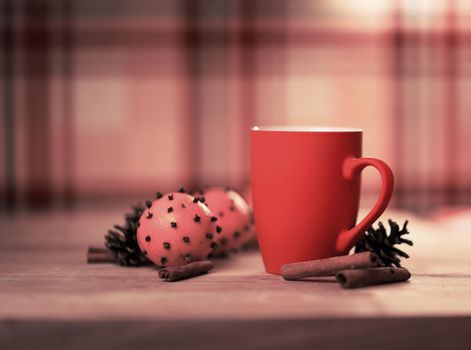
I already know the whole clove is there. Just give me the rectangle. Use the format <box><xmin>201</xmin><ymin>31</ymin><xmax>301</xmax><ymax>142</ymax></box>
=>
<box><xmin>336</xmin><ymin>267</ymin><xmax>411</xmax><ymax>289</ymax></box>
<box><xmin>159</xmin><ymin>260</ymin><xmax>214</xmax><ymax>282</ymax></box>
<box><xmin>281</xmin><ymin>252</ymin><xmax>379</xmax><ymax>281</ymax></box>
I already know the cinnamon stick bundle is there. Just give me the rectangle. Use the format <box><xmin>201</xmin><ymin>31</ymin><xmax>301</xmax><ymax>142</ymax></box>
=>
<box><xmin>336</xmin><ymin>267</ymin><xmax>411</xmax><ymax>289</ymax></box>
<box><xmin>281</xmin><ymin>252</ymin><xmax>379</xmax><ymax>280</ymax></box>
<box><xmin>87</xmin><ymin>246</ymin><xmax>115</xmax><ymax>263</ymax></box>
<box><xmin>159</xmin><ymin>260</ymin><xmax>214</xmax><ymax>282</ymax></box>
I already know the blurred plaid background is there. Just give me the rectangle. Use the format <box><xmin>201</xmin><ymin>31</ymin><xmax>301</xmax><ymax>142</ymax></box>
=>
<box><xmin>1</xmin><ymin>0</ymin><xmax>471</xmax><ymax>213</ymax></box>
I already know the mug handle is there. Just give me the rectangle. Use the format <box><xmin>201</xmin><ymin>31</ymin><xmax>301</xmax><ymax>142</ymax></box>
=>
<box><xmin>335</xmin><ymin>157</ymin><xmax>394</xmax><ymax>254</ymax></box>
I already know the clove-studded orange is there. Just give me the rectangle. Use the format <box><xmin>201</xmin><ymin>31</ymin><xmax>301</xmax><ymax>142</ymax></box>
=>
<box><xmin>136</xmin><ymin>190</ymin><xmax>217</xmax><ymax>268</ymax></box>
<box><xmin>198</xmin><ymin>187</ymin><xmax>254</xmax><ymax>255</ymax></box>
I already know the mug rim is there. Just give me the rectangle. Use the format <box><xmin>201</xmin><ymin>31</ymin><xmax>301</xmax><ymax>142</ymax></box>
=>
<box><xmin>251</xmin><ymin>126</ymin><xmax>362</xmax><ymax>133</ymax></box>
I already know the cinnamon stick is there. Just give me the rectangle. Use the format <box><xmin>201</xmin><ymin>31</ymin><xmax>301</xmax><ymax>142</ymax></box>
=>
<box><xmin>336</xmin><ymin>267</ymin><xmax>411</xmax><ymax>289</ymax></box>
<box><xmin>87</xmin><ymin>245</ymin><xmax>109</xmax><ymax>254</ymax></box>
<box><xmin>87</xmin><ymin>249</ymin><xmax>115</xmax><ymax>263</ymax></box>
<box><xmin>281</xmin><ymin>252</ymin><xmax>379</xmax><ymax>280</ymax></box>
<box><xmin>159</xmin><ymin>260</ymin><xmax>214</xmax><ymax>282</ymax></box>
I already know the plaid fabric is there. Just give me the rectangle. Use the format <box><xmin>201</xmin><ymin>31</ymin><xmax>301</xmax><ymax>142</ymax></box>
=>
<box><xmin>1</xmin><ymin>0</ymin><xmax>471</xmax><ymax>211</ymax></box>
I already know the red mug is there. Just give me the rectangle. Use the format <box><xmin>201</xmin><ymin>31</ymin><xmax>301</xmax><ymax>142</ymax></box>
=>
<box><xmin>251</xmin><ymin>126</ymin><xmax>394</xmax><ymax>275</ymax></box>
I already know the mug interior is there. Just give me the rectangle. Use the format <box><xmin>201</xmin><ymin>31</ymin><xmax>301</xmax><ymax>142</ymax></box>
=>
<box><xmin>252</xmin><ymin>126</ymin><xmax>362</xmax><ymax>132</ymax></box>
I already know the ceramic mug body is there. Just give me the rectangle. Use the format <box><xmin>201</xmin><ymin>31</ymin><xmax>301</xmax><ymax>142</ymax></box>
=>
<box><xmin>251</xmin><ymin>126</ymin><xmax>394</xmax><ymax>275</ymax></box>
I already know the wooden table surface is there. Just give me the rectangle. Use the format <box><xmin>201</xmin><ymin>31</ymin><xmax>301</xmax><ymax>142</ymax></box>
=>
<box><xmin>1</xmin><ymin>207</ymin><xmax>470</xmax><ymax>349</ymax></box>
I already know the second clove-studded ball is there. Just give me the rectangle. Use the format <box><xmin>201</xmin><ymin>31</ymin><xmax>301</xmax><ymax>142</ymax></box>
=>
<box><xmin>197</xmin><ymin>187</ymin><xmax>254</xmax><ymax>255</ymax></box>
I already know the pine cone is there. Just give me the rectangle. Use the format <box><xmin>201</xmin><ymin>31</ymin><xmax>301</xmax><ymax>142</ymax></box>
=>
<box><xmin>104</xmin><ymin>203</ymin><xmax>150</xmax><ymax>267</ymax></box>
<box><xmin>355</xmin><ymin>219</ymin><xmax>413</xmax><ymax>267</ymax></box>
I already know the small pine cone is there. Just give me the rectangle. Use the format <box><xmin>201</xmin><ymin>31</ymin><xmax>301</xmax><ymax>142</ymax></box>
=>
<box><xmin>104</xmin><ymin>203</ymin><xmax>150</xmax><ymax>267</ymax></box>
<box><xmin>355</xmin><ymin>219</ymin><xmax>412</xmax><ymax>267</ymax></box>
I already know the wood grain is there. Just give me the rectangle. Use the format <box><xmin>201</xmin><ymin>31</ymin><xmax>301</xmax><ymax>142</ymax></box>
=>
<box><xmin>0</xmin><ymin>208</ymin><xmax>470</xmax><ymax>348</ymax></box>
<box><xmin>1</xmin><ymin>318</ymin><xmax>470</xmax><ymax>350</ymax></box>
